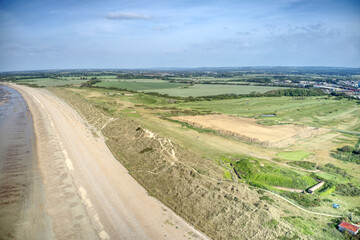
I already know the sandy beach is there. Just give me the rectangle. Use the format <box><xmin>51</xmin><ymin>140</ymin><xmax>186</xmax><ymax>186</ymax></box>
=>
<box><xmin>7</xmin><ymin>84</ymin><xmax>209</xmax><ymax>240</ymax></box>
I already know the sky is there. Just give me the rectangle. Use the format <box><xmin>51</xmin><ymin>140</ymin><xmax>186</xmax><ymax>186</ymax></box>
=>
<box><xmin>0</xmin><ymin>0</ymin><xmax>359</xmax><ymax>71</ymax></box>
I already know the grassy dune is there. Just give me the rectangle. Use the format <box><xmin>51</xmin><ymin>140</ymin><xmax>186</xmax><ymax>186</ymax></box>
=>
<box><xmin>48</xmin><ymin>86</ymin><xmax>360</xmax><ymax>239</ymax></box>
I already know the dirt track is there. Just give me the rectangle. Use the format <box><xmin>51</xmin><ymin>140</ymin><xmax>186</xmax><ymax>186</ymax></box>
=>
<box><xmin>10</xmin><ymin>84</ymin><xmax>209</xmax><ymax>240</ymax></box>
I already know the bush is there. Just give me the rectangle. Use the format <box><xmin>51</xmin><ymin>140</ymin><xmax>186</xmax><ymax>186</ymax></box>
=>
<box><xmin>281</xmin><ymin>192</ymin><xmax>321</xmax><ymax>208</ymax></box>
<box><xmin>318</xmin><ymin>163</ymin><xmax>352</xmax><ymax>178</ymax></box>
<box><xmin>287</xmin><ymin>161</ymin><xmax>317</xmax><ymax>170</ymax></box>
<box><xmin>335</xmin><ymin>183</ymin><xmax>360</xmax><ymax>196</ymax></box>
<box><xmin>338</xmin><ymin>145</ymin><xmax>353</xmax><ymax>153</ymax></box>
<box><xmin>259</xmin><ymin>195</ymin><xmax>275</xmax><ymax>203</ymax></box>
<box><xmin>332</xmin><ymin>139</ymin><xmax>360</xmax><ymax>164</ymax></box>
<box><xmin>139</xmin><ymin>147</ymin><xmax>153</xmax><ymax>154</ymax></box>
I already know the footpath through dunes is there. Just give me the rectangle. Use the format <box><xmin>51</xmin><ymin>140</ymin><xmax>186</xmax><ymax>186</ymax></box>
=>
<box><xmin>10</xmin><ymin>84</ymin><xmax>209</xmax><ymax>240</ymax></box>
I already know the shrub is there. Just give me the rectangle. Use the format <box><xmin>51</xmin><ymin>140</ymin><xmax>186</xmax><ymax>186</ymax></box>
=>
<box><xmin>139</xmin><ymin>147</ymin><xmax>153</xmax><ymax>154</ymax></box>
<box><xmin>318</xmin><ymin>163</ymin><xmax>352</xmax><ymax>178</ymax></box>
<box><xmin>287</xmin><ymin>161</ymin><xmax>317</xmax><ymax>170</ymax></box>
<box><xmin>335</xmin><ymin>183</ymin><xmax>360</xmax><ymax>196</ymax></box>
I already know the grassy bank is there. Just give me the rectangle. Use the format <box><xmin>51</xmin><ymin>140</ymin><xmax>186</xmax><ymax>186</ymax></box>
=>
<box><xmin>45</xmin><ymin>86</ymin><xmax>360</xmax><ymax>239</ymax></box>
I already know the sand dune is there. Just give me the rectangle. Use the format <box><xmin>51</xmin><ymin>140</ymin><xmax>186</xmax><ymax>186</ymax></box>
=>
<box><xmin>10</xmin><ymin>84</ymin><xmax>208</xmax><ymax>240</ymax></box>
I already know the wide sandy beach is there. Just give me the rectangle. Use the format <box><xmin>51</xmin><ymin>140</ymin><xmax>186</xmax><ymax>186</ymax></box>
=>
<box><xmin>7</xmin><ymin>84</ymin><xmax>209</xmax><ymax>240</ymax></box>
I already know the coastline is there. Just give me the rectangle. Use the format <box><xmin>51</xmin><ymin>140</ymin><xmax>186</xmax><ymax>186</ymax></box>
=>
<box><xmin>0</xmin><ymin>85</ymin><xmax>52</xmax><ymax>240</ymax></box>
<box><xmin>8</xmin><ymin>83</ymin><xmax>209</xmax><ymax>240</ymax></box>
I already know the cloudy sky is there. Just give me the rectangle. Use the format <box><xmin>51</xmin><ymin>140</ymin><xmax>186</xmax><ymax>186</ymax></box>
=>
<box><xmin>0</xmin><ymin>0</ymin><xmax>359</xmax><ymax>71</ymax></box>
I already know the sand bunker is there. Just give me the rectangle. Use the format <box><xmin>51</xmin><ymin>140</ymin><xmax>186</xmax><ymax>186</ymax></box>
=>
<box><xmin>172</xmin><ymin>115</ymin><xmax>328</xmax><ymax>148</ymax></box>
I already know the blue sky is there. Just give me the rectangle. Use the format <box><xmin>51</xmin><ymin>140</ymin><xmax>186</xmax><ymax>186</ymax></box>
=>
<box><xmin>0</xmin><ymin>0</ymin><xmax>359</xmax><ymax>71</ymax></box>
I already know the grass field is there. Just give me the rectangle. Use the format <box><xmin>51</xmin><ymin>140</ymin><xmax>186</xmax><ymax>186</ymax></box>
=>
<box><xmin>94</xmin><ymin>79</ymin><xmax>185</xmax><ymax>91</ymax></box>
<box><xmin>172</xmin><ymin>96</ymin><xmax>360</xmax><ymax>131</ymax></box>
<box><xmin>143</xmin><ymin>84</ymin><xmax>287</xmax><ymax>97</ymax></box>
<box><xmin>15</xmin><ymin>78</ymin><xmax>88</xmax><ymax>86</ymax></box>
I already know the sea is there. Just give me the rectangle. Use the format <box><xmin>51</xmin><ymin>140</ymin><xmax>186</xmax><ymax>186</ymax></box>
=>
<box><xmin>0</xmin><ymin>84</ymin><xmax>49</xmax><ymax>239</ymax></box>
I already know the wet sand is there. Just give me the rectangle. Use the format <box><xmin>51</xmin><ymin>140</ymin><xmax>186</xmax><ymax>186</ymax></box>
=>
<box><xmin>0</xmin><ymin>85</ymin><xmax>52</xmax><ymax>239</ymax></box>
<box><xmin>5</xmin><ymin>84</ymin><xmax>209</xmax><ymax>240</ymax></box>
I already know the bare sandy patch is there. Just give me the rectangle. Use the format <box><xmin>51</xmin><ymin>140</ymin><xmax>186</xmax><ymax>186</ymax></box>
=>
<box><xmin>172</xmin><ymin>115</ymin><xmax>328</xmax><ymax>148</ymax></box>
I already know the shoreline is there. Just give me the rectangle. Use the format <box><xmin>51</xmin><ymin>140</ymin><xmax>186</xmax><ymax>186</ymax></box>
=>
<box><xmin>8</xmin><ymin>83</ymin><xmax>209</xmax><ymax>240</ymax></box>
<box><xmin>0</xmin><ymin>85</ymin><xmax>52</xmax><ymax>239</ymax></box>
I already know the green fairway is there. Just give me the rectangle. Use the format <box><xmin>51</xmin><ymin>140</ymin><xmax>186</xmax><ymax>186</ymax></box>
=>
<box><xmin>276</xmin><ymin>151</ymin><xmax>311</xmax><ymax>161</ymax></box>
<box><xmin>172</xmin><ymin>96</ymin><xmax>359</xmax><ymax>130</ymax></box>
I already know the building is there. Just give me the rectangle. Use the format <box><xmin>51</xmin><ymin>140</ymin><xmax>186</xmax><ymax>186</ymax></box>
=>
<box><xmin>338</xmin><ymin>221</ymin><xmax>359</xmax><ymax>235</ymax></box>
<box><xmin>307</xmin><ymin>180</ymin><xmax>324</xmax><ymax>194</ymax></box>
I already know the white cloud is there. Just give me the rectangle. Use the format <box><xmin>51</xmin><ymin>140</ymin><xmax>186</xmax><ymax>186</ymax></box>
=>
<box><xmin>106</xmin><ymin>12</ymin><xmax>152</xmax><ymax>20</ymax></box>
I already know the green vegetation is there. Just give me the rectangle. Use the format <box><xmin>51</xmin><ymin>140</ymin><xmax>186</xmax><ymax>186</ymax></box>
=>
<box><xmin>335</xmin><ymin>183</ymin><xmax>360</xmax><ymax>196</ymax></box>
<box><xmin>259</xmin><ymin>195</ymin><xmax>275</xmax><ymax>203</ymax></box>
<box><xmin>319</xmin><ymin>186</ymin><xmax>336</xmax><ymax>196</ymax></box>
<box><xmin>331</xmin><ymin>139</ymin><xmax>360</xmax><ymax>164</ymax></box>
<box><xmin>287</xmin><ymin>161</ymin><xmax>317</xmax><ymax>170</ymax></box>
<box><xmin>276</xmin><ymin>151</ymin><xmax>310</xmax><ymax>161</ymax></box>
<box><xmin>95</xmin><ymin>79</ymin><xmax>185</xmax><ymax>91</ymax></box>
<box><xmin>172</xmin><ymin>96</ymin><xmax>359</xmax><ymax>131</ymax></box>
<box><xmin>4</xmin><ymin>68</ymin><xmax>359</xmax><ymax>240</ymax></box>
<box><xmin>265</xmin><ymin>219</ymin><xmax>278</xmax><ymax>228</ymax></box>
<box><xmin>144</xmin><ymin>84</ymin><xmax>288</xmax><ymax>97</ymax></box>
<box><xmin>282</xmin><ymin>216</ymin><xmax>315</xmax><ymax>235</ymax></box>
<box><xmin>228</xmin><ymin>157</ymin><xmax>317</xmax><ymax>189</ymax></box>
<box><xmin>318</xmin><ymin>163</ymin><xmax>352</xmax><ymax>178</ymax></box>
<box><xmin>12</xmin><ymin>77</ymin><xmax>88</xmax><ymax>86</ymax></box>
<box><xmin>165</xmin><ymin>118</ymin><xmax>216</xmax><ymax>134</ymax></box>
<box><xmin>282</xmin><ymin>192</ymin><xmax>321</xmax><ymax>208</ymax></box>
<box><xmin>139</xmin><ymin>147</ymin><xmax>153</xmax><ymax>154</ymax></box>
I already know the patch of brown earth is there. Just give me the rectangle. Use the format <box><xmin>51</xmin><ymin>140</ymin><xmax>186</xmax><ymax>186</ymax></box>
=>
<box><xmin>172</xmin><ymin>115</ymin><xmax>329</xmax><ymax>148</ymax></box>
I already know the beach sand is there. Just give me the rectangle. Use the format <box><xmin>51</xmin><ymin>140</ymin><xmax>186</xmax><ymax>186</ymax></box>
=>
<box><xmin>8</xmin><ymin>84</ymin><xmax>209</xmax><ymax>240</ymax></box>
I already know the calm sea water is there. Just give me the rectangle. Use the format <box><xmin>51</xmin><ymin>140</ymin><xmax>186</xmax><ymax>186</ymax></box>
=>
<box><xmin>0</xmin><ymin>85</ymin><xmax>49</xmax><ymax>239</ymax></box>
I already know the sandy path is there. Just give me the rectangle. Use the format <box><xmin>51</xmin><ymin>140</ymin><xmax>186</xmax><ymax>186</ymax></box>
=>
<box><xmin>11</xmin><ymin>84</ymin><xmax>209</xmax><ymax>240</ymax></box>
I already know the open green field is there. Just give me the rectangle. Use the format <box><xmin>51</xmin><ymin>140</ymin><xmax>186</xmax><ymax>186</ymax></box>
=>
<box><xmin>172</xmin><ymin>96</ymin><xmax>360</xmax><ymax>131</ymax></box>
<box><xmin>276</xmin><ymin>151</ymin><xmax>311</xmax><ymax>161</ymax></box>
<box><xmin>143</xmin><ymin>84</ymin><xmax>287</xmax><ymax>97</ymax></box>
<box><xmin>61</xmin><ymin>75</ymin><xmax>118</xmax><ymax>80</ymax></box>
<box><xmin>15</xmin><ymin>78</ymin><xmax>88</xmax><ymax>86</ymax></box>
<box><xmin>95</xmin><ymin>79</ymin><xmax>186</xmax><ymax>91</ymax></box>
<box><xmin>87</xmin><ymin>77</ymin><xmax>290</xmax><ymax>96</ymax></box>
